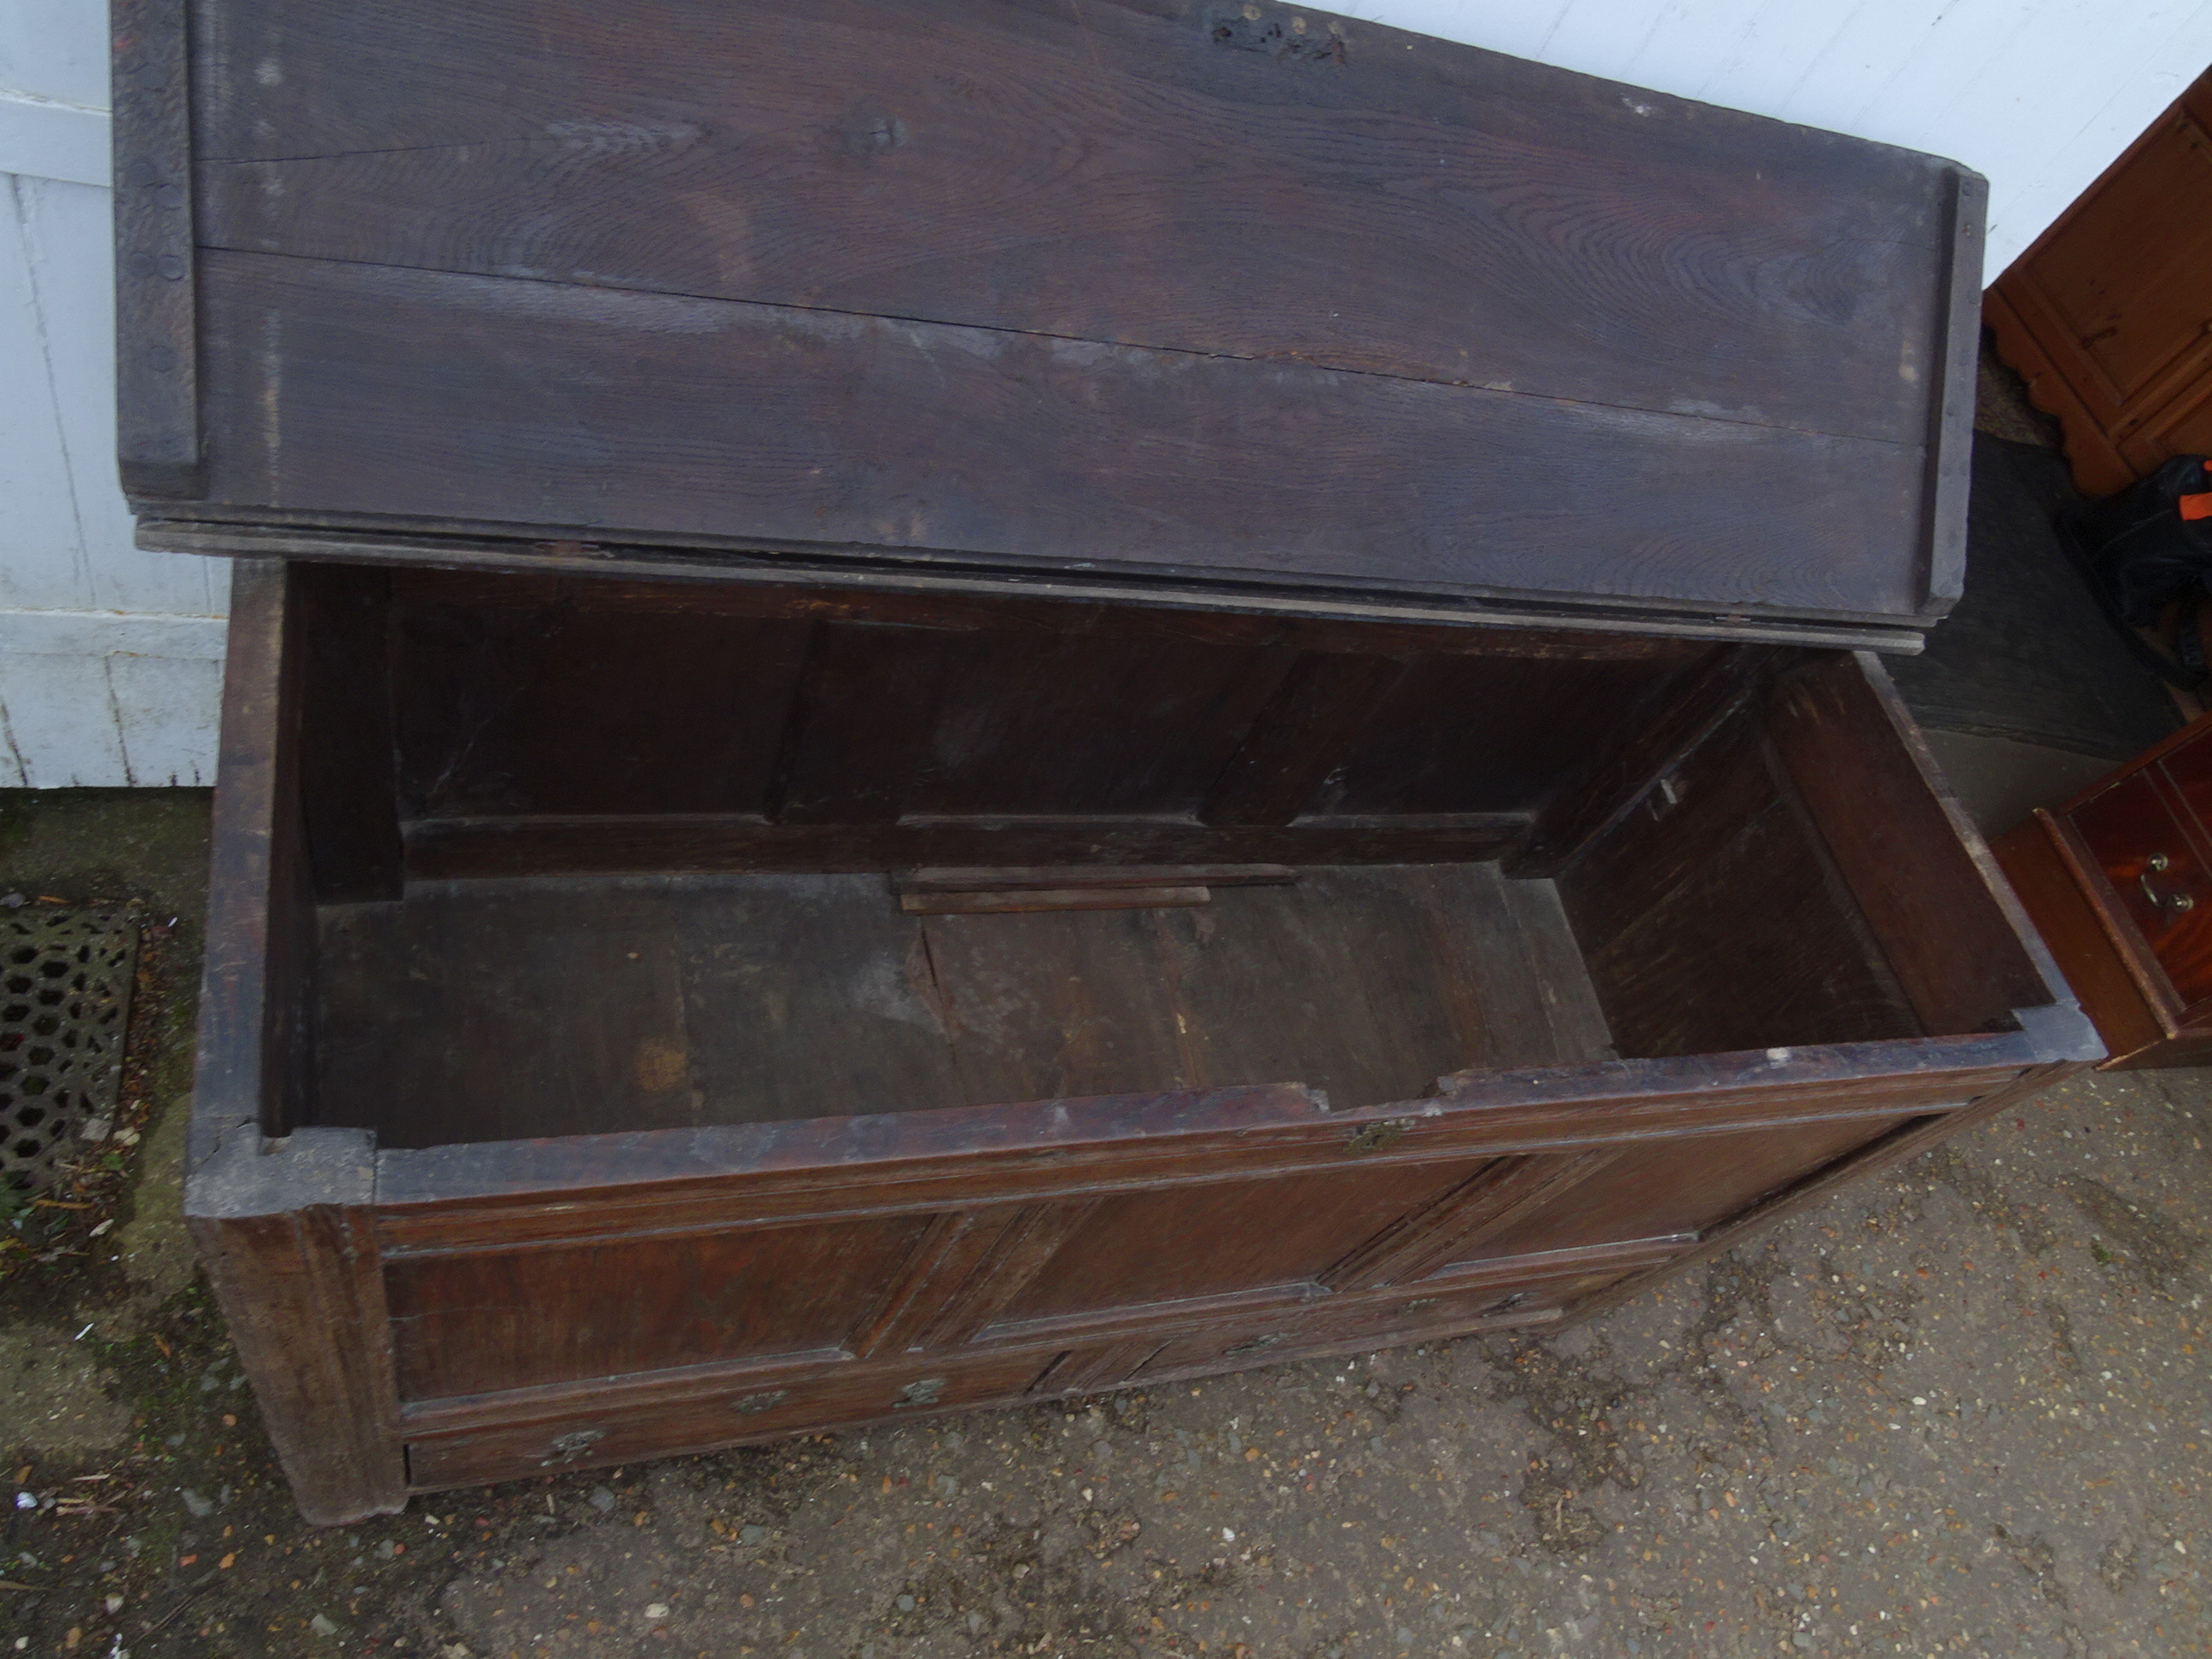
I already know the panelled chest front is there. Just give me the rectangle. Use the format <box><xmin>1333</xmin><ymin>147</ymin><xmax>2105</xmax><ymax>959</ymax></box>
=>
<box><xmin>119</xmin><ymin>0</ymin><xmax>2099</xmax><ymax>1521</ymax></box>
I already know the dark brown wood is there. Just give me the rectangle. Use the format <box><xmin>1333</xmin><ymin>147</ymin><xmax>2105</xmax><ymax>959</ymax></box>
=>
<box><xmin>189</xmin><ymin>0</ymin><xmax>1953</xmax><ymax>451</ymax></box>
<box><xmin>108</xmin><ymin>0</ymin><xmax>201</xmax><ymax>498</ymax></box>
<box><xmin>899</xmin><ymin>885</ymin><xmax>1212</xmax><ymax>915</ymax></box>
<box><xmin>162</xmin><ymin>0</ymin><xmax>2064</xmax><ymax>1520</ymax></box>
<box><xmin>127</xmin><ymin>0</ymin><xmax>1985</xmax><ymax>639</ymax></box>
<box><xmin>353</xmin><ymin>567</ymin><xmax>1716</xmax><ymax>666</ymax></box>
<box><xmin>770</xmin><ymin>622</ymin><xmax>967</xmax><ymax>824</ymax></box>
<box><xmin>1562</xmin><ymin>1060</ymin><xmax>2082</xmax><ymax>1326</ymax></box>
<box><xmin>1499</xmin><ymin>876</ymin><xmax>1621</xmax><ymax>1065</ymax></box>
<box><xmin>136</xmin><ymin>515</ymin><xmax>1931</xmax><ymax>652</ymax></box>
<box><xmin>192</xmin><ymin>568</ymin><xmax>2097</xmax><ymax>1524</ymax></box>
<box><xmin>1763</xmin><ymin>653</ymin><xmax>2054</xmax><ymax>1036</ymax></box>
<box><xmin>1200</xmin><ymin>654</ymin><xmax>1408</xmax><ymax>826</ymax></box>
<box><xmin>894</xmin><ymin>864</ymin><xmax>1297</xmax><ymax>893</ymax></box>
<box><xmin>390</xmin><ymin>580</ymin><xmax>811</xmax><ymax>820</ymax></box>
<box><xmin>185</xmin><ymin>1126</ymin><xmax>406</xmax><ymax>1525</ymax></box>
<box><xmin>190</xmin><ymin>559</ymin><xmax>314</xmax><ymax>1162</ymax></box>
<box><xmin>401</xmin><ymin>813</ymin><xmax>1536</xmax><ymax>882</ymax></box>
<box><xmin>1557</xmin><ymin>706</ymin><xmax>1925</xmax><ymax>1058</ymax></box>
<box><xmin>380</xmin><ymin>571</ymin><xmax>1689</xmax><ymax>834</ymax></box>
<box><xmin>189</xmin><ymin>250</ymin><xmax>1941</xmax><ymax>633</ymax></box>
<box><xmin>1505</xmin><ymin>643</ymin><xmax>1771</xmax><ymax>878</ymax></box>
<box><xmin>1919</xmin><ymin>168</ymin><xmax>1988</xmax><ymax>606</ymax></box>
<box><xmin>1320</xmin><ymin>1150</ymin><xmax>1621</xmax><ymax>1291</ymax></box>
<box><xmin>293</xmin><ymin>564</ymin><xmax>402</xmax><ymax>902</ymax></box>
<box><xmin>850</xmin><ymin>1208</ymin><xmax>1022</xmax><ymax>1360</ymax></box>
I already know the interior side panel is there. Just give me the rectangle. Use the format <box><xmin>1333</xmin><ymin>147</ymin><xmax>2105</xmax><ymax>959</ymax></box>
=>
<box><xmin>1556</xmin><ymin>705</ymin><xmax>1924</xmax><ymax>1057</ymax></box>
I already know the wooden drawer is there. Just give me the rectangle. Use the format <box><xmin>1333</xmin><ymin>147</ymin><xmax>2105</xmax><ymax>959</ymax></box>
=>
<box><xmin>405</xmin><ymin>1353</ymin><xmax>1052</xmax><ymax>1491</ymax></box>
<box><xmin>2070</xmin><ymin>770</ymin><xmax>2212</xmax><ymax>986</ymax></box>
<box><xmin>1997</xmin><ymin>707</ymin><xmax>2212</xmax><ymax>1068</ymax></box>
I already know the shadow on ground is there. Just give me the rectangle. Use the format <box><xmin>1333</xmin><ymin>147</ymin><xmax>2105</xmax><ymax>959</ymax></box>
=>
<box><xmin>2</xmin><ymin>789</ymin><xmax>2207</xmax><ymax>1659</ymax></box>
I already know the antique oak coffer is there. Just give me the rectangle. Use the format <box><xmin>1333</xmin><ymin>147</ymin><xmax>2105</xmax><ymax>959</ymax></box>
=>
<box><xmin>116</xmin><ymin>0</ymin><xmax>2101</xmax><ymax>1522</ymax></box>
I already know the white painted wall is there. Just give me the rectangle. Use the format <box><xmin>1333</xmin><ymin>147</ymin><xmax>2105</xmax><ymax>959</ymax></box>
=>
<box><xmin>3</xmin><ymin>0</ymin><xmax>223</xmax><ymax>786</ymax></box>
<box><xmin>4</xmin><ymin>0</ymin><xmax>2210</xmax><ymax>785</ymax></box>
<box><xmin>1339</xmin><ymin>0</ymin><xmax>2212</xmax><ymax>280</ymax></box>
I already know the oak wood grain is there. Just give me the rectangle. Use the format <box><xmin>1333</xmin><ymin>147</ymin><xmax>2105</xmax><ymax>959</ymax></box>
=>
<box><xmin>194</xmin><ymin>252</ymin><xmax>1936</xmax><ymax>629</ymax></box>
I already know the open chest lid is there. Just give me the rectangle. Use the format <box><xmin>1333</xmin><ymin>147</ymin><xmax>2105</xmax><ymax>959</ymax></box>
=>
<box><xmin>117</xmin><ymin>0</ymin><xmax>1982</xmax><ymax>650</ymax></box>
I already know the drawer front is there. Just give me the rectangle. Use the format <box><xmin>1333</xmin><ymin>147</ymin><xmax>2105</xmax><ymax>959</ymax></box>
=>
<box><xmin>405</xmin><ymin>1352</ymin><xmax>1051</xmax><ymax>1491</ymax></box>
<box><xmin>1128</xmin><ymin>1282</ymin><xmax>1572</xmax><ymax>1382</ymax></box>
<box><xmin>1038</xmin><ymin>1254</ymin><xmax>1671</xmax><ymax>1395</ymax></box>
<box><xmin>2071</xmin><ymin>771</ymin><xmax>2212</xmax><ymax>998</ymax></box>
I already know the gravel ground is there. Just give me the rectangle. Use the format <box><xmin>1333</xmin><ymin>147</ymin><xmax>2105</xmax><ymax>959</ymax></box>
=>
<box><xmin>3</xmin><ymin>790</ymin><xmax>2208</xmax><ymax>1659</ymax></box>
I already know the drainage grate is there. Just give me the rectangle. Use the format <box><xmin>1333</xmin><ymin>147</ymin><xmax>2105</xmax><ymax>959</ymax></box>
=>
<box><xmin>0</xmin><ymin>907</ymin><xmax>138</xmax><ymax>1195</ymax></box>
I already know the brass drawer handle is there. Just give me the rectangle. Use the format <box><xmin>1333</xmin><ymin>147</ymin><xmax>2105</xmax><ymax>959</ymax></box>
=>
<box><xmin>2139</xmin><ymin>855</ymin><xmax>2195</xmax><ymax>917</ymax></box>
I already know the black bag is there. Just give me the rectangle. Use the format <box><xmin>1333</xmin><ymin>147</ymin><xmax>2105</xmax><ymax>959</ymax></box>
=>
<box><xmin>2058</xmin><ymin>454</ymin><xmax>2212</xmax><ymax>686</ymax></box>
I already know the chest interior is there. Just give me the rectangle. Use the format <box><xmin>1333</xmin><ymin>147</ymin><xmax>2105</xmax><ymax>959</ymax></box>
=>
<box><xmin>270</xmin><ymin>563</ymin><xmax>2052</xmax><ymax>1150</ymax></box>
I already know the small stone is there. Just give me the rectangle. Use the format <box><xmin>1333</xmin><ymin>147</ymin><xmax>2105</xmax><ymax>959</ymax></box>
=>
<box><xmin>179</xmin><ymin>1489</ymin><xmax>214</xmax><ymax>1517</ymax></box>
<box><xmin>895</xmin><ymin>1594</ymin><xmax>916</xmax><ymax>1612</ymax></box>
<box><xmin>104</xmin><ymin>1597</ymin><xmax>123</xmax><ymax>1615</ymax></box>
<box><xmin>310</xmin><ymin>1615</ymin><xmax>338</xmax><ymax>1636</ymax></box>
<box><xmin>644</xmin><ymin>1604</ymin><xmax>669</xmax><ymax>1620</ymax></box>
<box><xmin>588</xmin><ymin>1487</ymin><xmax>616</xmax><ymax>1513</ymax></box>
<box><xmin>79</xmin><ymin>1118</ymin><xmax>111</xmax><ymax>1143</ymax></box>
<box><xmin>739</xmin><ymin>1524</ymin><xmax>768</xmax><ymax>1545</ymax></box>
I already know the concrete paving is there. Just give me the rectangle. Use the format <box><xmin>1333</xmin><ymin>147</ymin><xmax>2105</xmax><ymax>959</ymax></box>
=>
<box><xmin>3</xmin><ymin>792</ymin><xmax>2209</xmax><ymax>1659</ymax></box>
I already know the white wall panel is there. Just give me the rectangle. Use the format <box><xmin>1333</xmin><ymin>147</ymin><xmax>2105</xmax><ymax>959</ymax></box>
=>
<box><xmin>0</xmin><ymin>172</ymin><xmax>90</xmax><ymax>614</ymax></box>
<box><xmin>0</xmin><ymin>653</ymin><xmax>130</xmax><ymax>787</ymax></box>
<box><xmin>0</xmin><ymin>89</ymin><xmax>108</xmax><ymax>188</ymax></box>
<box><xmin>0</xmin><ymin>602</ymin><xmax>225</xmax><ymax>788</ymax></box>
<box><xmin>0</xmin><ymin>0</ymin><xmax>113</xmax><ymax>108</ymax></box>
<box><xmin>0</xmin><ymin>649</ymin><xmax>224</xmax><ymax>789</ymax></box>
<box><xmin>1342</xmin><ymin>0</ymin><xmax>2212</xmax><ymax>274</ymax></box>
<box><xmin>98</xmin><ymin>651</ymin><xmax>223</xmax><ymax>786</ymax></box>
